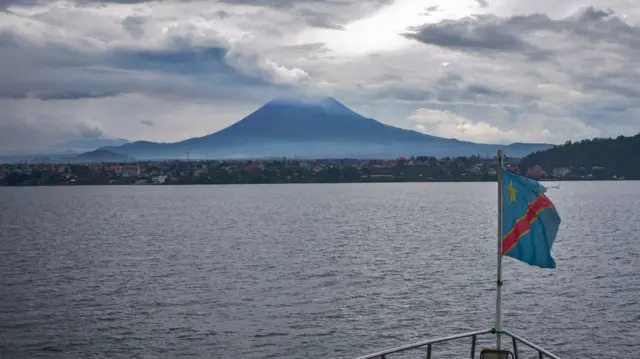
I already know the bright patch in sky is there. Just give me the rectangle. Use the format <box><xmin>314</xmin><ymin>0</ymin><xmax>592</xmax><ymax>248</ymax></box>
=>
<box><xmin>299</xmin><ymin>0</ymin><xmax>480</xmax><ymax>56</ymax></box>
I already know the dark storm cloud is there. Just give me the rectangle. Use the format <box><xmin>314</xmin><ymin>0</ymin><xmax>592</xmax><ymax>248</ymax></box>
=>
<box><xmin>368</xmin><ymin>87</ymin><xmax>433</xmax><ymax>102</ymax></box>
<box><xmin>296</xmin><ymin>8</ymin><xmax>344</xmax><ymax>30</ymax></box>
<box><xmin>572</xmin><ymin>72</ymin><xmax>640</xmax><ymax>102</ymax></box>
<box><xmin>38</xmin><ymin>90</ymin><xmax>122</xmax><ymax>101</ymax></box>
<box><xmin>401</xmin><ymin>6</ymin><xmax>640</xmax><ymax>119</ymax></box>
<box><xmin>467</xmin><ymin>84</ymin><xmax>503</xmax><ymax>96</ymax></box>
<box><xmin>2</xmin><ymin>0</ymin><xmax>391</xmax><ymax>30</ymax></box>
<box><xmin>404</xmin><ymin>17</ymin><xmax>536</xmax><ymax>54</ymax></box>
<box><xmin>420</xmin><ymin>6</ymin><xmax>438</xmax><ymax>16</ymax></box>
<box><xmin>0</xmin><ymin>0</ymin><xmax>37</xmax><ymax>8</ymax></box>
<box><xmin>432</xmin><ymin>73</ymin><xmax>510</xmax><ymax>102</ymax></box>
<box><xmin>0</xmin><ymin>30</ymin><xmax>273</xmax><ymax>101</ymax></box>
<box><xmin>0</xmin><ymin>0</ymin><xmax>162</xmax><ymax>9</ymax></box>
<box><xmin>4</xmin><ymin>0</ymin><xmax>384</xmax><ymax>6</ymax></box>
<box><xmin>437</xmin><ymin>73</ymin><xmax>464</xmax><ymax>86</ymax></box>
<box><xmin>405</xmin><ymin>7</ymin><xmax>640</xmax><ymax>55</ymax></box>
<box><xmin>78</xmin><ymin>123</ymin><xmax>104</xmax><ymax>138</ymax></box>
<box><xmin>108</xmin><ymin>46</ymin><xmax>230</xmax><ymax>74</ymax></box>
<box><xmin>121</xmin><ymin>16</ymin><xmax>146</xmax><ymax>39</ymax></box>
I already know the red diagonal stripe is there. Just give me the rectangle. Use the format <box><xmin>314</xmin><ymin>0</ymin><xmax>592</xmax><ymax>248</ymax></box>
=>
<box><xmin>502</xmin><ymin>194</ymin><xmax>553</xmax><ymax>255</ymax></box>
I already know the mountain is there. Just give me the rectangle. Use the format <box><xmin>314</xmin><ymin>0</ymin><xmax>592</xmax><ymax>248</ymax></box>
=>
<box><xmin>519</xmin><ymin>133</ymin><xmax>640</xmax><ymax>179</ymax></box>
<box><xmin>54</xmin><ymin>138</ymin><xmax>129</xmax><ymax>152</ymax></box>
<box><xmin>72</xmin><ymin>149</ymin><xmax>135</xmax><ymax>163</ymax></box>
<box><xmin>106</xmin><ymin>97</ymin><xmax>552</xmax><ymax>159</ymax></box>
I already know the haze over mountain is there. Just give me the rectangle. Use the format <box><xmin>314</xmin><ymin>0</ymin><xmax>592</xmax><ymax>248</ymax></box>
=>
<box><xmin>54</xmin><ymin>138</ymin><xmax>130</xmax><ymax>152</ymax></box>
<box><xmin>106</xmin><ymin>97</ymin><xmax>552</xmax><ymax>159</ymax></box>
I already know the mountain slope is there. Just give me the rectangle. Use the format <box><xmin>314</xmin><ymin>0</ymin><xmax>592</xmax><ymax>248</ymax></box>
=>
<box><xmin>194</xmin><ymin>97</ymin><xmax>441</xmax><ymax>142</ymax></box>
<box><xmin>54</xmin><ymin>138</ymin><xmax>130</xmax><ymax>151</ymax></box>
<box><xmin>108</xmin><ymin>97</ymin><xmax>552</xmax><ymax>159</ymax></box>
<box><xmin>73</xmin><ymin>149</ymin><xmax>135</xmax><ymax>163</ymax></box>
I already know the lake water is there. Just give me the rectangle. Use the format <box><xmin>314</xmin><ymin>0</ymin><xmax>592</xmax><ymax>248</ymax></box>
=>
<box><xmin>0</xmin><ymin>182</ymin><xmax>638</xmax><ymax>359</ymax></box>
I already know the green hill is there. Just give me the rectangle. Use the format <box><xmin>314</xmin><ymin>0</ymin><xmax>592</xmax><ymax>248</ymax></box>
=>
<box><xmin>519</xmin><ymin>133</ymin><xmax>640</xmax><ymax>180</ymax></box>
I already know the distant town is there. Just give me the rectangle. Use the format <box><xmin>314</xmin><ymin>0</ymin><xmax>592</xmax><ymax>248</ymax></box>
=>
<box><xmin>0</xmin><ymin>155</ymin><xmax>627</xmax><ymax>186</ymax></box>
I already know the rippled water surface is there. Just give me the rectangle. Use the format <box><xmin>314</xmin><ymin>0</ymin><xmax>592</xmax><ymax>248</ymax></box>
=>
<box><xmin>1</xmin><ymin>182</ymin><xmax>639</xmax><ymax>358</ymax></box>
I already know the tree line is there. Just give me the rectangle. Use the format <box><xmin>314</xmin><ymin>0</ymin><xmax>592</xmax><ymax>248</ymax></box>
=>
<box><xmin>519</xmin><ymin>133</ymin><xmax>640</xmax><ymax>180</ymax></box>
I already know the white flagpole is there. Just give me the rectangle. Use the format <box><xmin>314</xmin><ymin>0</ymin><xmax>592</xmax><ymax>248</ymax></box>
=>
<box><xmin>495</xmin><ymin>149</ymin><xmax>504</xmax><ymax>349</ymax></box>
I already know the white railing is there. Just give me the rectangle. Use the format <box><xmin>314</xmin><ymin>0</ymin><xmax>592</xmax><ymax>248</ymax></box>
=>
<box><xmin>354</xmin><ymin>328</ymin><xmax>562</xmax><ymax>359</ymax></box>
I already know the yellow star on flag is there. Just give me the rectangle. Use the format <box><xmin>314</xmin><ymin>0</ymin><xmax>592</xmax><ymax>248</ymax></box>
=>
<box><xmin>508</xmin><ymin>180</ymin><xmax>517</xmax><ymax>204</ymax></box>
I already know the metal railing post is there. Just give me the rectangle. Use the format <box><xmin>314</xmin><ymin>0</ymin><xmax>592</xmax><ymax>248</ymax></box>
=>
<box><xmin>503</xmin><ymin>330</ymin><xmax>561</xmax><ymax>359</ymax></box>
<box><xmin>354</xmin><ymin>328</ymin><xmax>493</xmax><ymax>359</ymax></box>
<box><xmin>355</xmin><ymin>329</ymin><xmax>561</xmax><ymax>359</ymax></box>
<box><xmin>471</xmin><ymin>335</ymin><xmax>477</xmax><ymax>359</ymax></box>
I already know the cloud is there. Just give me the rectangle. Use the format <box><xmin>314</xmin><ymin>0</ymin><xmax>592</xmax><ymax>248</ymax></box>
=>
<box><xmin>0</xmin><ymin>0</ymin><xmax>161</xmax><ymax>6</ymax></box>
<box><xmin>140</xmin><ymin>119</ymin><xmax>155</xmax><ymax>127</ymax></box>
<box><xmin>225</xmin><ymin>49</ymin><xmax>311</xmax><ymax>85</ymax></box>
<box><xmin>404</xmin><ymin>7</ymin><xmax>640</xmax><ymax>58</ymax></box>
<box><xmin>408</xmin><ymin>108</ymin><xmax>602</xmax><ymax>144</ymax></box>
<box><xmin>78</xmin><ymin>123</ymin><xmax>104</xmax><ymax>139</ymax></box>
<box><xmin>0</xmin><ymin>115</ymin><xmax>103</xmax><ymax>155</ymax></box>
<box><xmin>0</xmin><ymin>4</ymin><xmax>310</xmax><ymax>101</ymax></box>
<box><xmin>216</xmin><ymin>0</ymin><xmax>393</xmax><ymax>29</ymax></box>
<box><xmin>121</xmin><ymin>15</ymin><xmax>146</xmax><ymax>39</ymax></box>
<box><xmin>0</xmin><ymin>94</ymin><xmax>267</xmax><ymax>148</ymax></box>
<box><xmin>409</xmin><ymin>108</ymin><xmax>514</xmax><ymax>143</ymax></box>
<box><xmin>0</xmin><ymin>39</ymin><xmax>306</xmax><ymax>100</ymax></box>
<box><xmin>0</xmin><ymin>1</ymin><xmax>639</xmax><ymax>155</ymax></box>
<box><xmin>350</xmin><ymin>6</ymin><xmax>636</xmax><ymax>138</ymax></box>
<box><xmin>0</xmin><ymin>122</ymin><xmax>62</xmax><ymax>155</ymax></box>
<box><xmin>404</xmin><ymin>15</ymin><xmax>541</xmax><ymax>55</ymax></box>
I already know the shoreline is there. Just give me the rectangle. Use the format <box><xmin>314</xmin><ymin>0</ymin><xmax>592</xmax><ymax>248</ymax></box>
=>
<box><xmin>1</xmin><ymin>178</ymin><xmax>635</xmax><ymax>187</ymax></box>
<box><xmin>3</xmin><ymin>156</ymin><xmax>635</xmax><ymax>185</ymax></box>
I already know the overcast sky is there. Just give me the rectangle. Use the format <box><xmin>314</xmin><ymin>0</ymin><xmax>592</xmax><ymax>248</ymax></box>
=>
<box><xmin>1</xmin><ymin>0</ymin><xmax>639</xmax><ymax>154</ymax></box>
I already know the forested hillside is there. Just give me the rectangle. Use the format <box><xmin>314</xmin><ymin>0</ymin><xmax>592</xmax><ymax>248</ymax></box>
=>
<box><xmin>519</xmin><ymin>133</ymin><xmax>640</xmax><ymax>180</ymax></box>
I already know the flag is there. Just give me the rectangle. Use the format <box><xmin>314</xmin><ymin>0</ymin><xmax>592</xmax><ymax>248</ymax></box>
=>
<box><xmin>501</xmin><ymin>167</ymin><xmax>561</xmax><ymax>268</ymax></box>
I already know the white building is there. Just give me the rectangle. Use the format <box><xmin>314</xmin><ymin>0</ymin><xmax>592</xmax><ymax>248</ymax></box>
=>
<box><xmin>552</xmin><ymin>167</ymin><xmax>571</xmax><ymax>178</ymax></box>
<box><xmin>152</xmin><ymin>175</ymin><xmax>167</xmax><ymax>184</ymax></box>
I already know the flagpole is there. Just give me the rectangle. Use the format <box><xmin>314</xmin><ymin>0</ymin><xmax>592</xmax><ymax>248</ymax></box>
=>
<box><xmin>495</xmin><ymin>149</ymin><xmax>504</xmax><ymax>349</ymax></box>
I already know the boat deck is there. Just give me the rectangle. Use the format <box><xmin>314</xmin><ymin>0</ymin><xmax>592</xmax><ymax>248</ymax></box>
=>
<box><xmin>354</xmin><ymin>328</ymin><xmax>561</xmax><ymax>359</ymax></box>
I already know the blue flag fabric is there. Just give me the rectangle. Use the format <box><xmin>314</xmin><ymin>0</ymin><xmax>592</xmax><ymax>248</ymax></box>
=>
<box><xmin>501</xmin><ymin>168</ymin><xmax>561</xmax><ymax>269</ymax></box>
